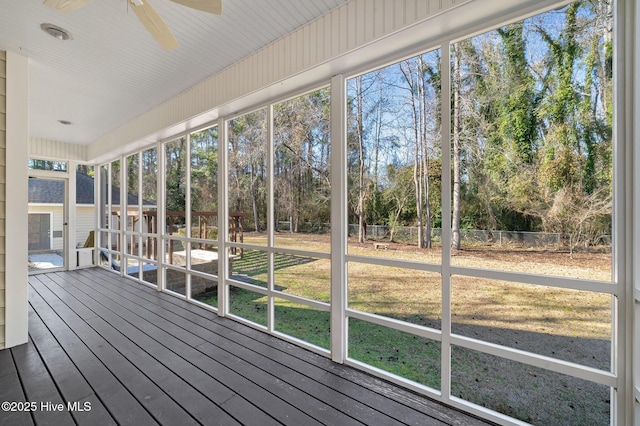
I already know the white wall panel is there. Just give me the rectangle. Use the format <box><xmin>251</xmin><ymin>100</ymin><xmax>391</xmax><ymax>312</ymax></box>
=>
<box><xmin>5</xmin><ymin>51</ymin><xmax>28</xmax><ymax>349</ymax></box>
<box><xmin>0</xmin><ymin>50</ymin><xmax>4</xmax><ymax>349</ymax></box>
<box><xmin>29</xmin><ymin>138</ymin><xmax>87</xmax><ymax>162</ymax></box>
<box><xmin>75</xmin><ymin>207</ymin><xmax>95</xmax><ymax>247</ymax></box>
<box><xmin>633</xmin><ymin>0</ymin><xmax>640</xmax><ymax>422</ymax></box>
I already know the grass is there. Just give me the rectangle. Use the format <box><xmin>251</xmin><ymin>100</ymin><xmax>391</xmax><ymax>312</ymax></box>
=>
<box><xmin>348</xmin><ymin>318</ymin><xmax>441</xmax><ymax>389</ymax></box>
<box><xmin>451</xmin><ymin>347</ymin><xmax>611</xmax><ymax>425</ymax></box>
<box><xmin>203</xmin><ymin>232</ymin><xmax>612</xmax><ymax>425</ymax></box>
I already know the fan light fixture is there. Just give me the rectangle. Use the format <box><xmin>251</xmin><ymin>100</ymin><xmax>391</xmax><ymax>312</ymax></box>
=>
<box><xmin>43</xmin><ymin>0</ymin><xmax>222</xmax><ymax>50</ymax></box>
<box><xmin>41</xmin><ymin>23</ymin><xmax>73</xmax><ymax>40</ymax></box>
<box><xmin>58</xmin><ymin>120</ymin><xmax>73</xmax><ymax>125</ymax></box>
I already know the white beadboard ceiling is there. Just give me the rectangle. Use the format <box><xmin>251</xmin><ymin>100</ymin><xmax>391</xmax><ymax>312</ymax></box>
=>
<box><xmin>0</xmin><ymin>0</ymin><xmax>349</xmax><ymax>145</ymax></box>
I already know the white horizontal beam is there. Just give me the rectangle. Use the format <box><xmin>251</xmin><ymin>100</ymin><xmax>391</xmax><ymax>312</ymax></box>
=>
<box><xmin>451</xmin><ymin>334</ymin><xmax>617</xmax><ymax>388</ymax></box>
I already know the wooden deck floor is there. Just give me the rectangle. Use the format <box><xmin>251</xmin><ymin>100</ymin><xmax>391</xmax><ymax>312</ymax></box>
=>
<box><xmin>1</xmin><ymin>268</ymin><xmax>493</xmax><ymax>426</ymax></box>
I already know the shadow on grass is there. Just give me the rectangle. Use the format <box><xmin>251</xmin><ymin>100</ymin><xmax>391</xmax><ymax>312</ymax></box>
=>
<box><xmin>227</xmin><ymin>285</ymin><xmax>611</xmax><ymax>425</ymax></box>
<box><xmin>452</xmin><ymin>321</ymin><xmax>610</xmax><ymax>370</ymax></box>
<box><xmin>230</xmin><ymin>251</ymin><xmax>318</xmax><ymax>287</ymax></box>
<box><xmin>225</xmin><ymin>286</ymin><xmax>331</xmax><ymax>349</ymax></box>
<box><xmin>451</xmin><ymin>346</ymin><xmax>610</xmax><ymax>426</ymax></box>
<box><xmin>202</xmin><ymin>246</ymin><xmax>612</xmax><ymax>425</ymax></box>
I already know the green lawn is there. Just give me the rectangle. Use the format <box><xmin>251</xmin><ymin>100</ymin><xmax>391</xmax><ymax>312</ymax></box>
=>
<box><xmin>197</xmin><ymin>233</ymin><xmax>611</xmax><ymax>425</ymax></box>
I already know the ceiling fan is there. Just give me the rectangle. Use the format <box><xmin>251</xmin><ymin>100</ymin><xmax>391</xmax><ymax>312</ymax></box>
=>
<box><xmin>43</xmin><ymin>0</ymin><xmax>222</xmax><ymax>50</ymax></box>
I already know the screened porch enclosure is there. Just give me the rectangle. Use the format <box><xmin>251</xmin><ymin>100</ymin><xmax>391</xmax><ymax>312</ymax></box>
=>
<box><xmin>92</xmin><ymin>2</ymin><xmax>625</xmax><ymax>425</ymax></box>
<box><xmin>4</xmin><ymin>0</ymin><xmax>636</xmax><ymax>425</ymax></box>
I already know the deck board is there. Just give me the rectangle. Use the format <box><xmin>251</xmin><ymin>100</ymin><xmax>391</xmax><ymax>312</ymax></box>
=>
<box><xmin>64</xmin><ymin>271</ymin><xmax>392</xmax><ymax>426</ymax></box>
<box><xmin>0</xmin><ymin>268</ymin><xmax>495</xmax><ymax>426</ymax></box>
<box><xmin>11</xmin><ymin>337</ymin><xmax>76</xmax><ymax>426</ymax></box>
<box><xmin>40</xmin><ymin>273</ymin><xmax>267</xmax><ymax>425</ymax></box>
<box><xmin>43</xmin><ymin>272</ymin><xmax>320</xmax><ymax>426</ymax></box>
<box><xmin>78</xmin><ymin>270</ymin><xmax>462</xmax><ymax>425</ymax></box>
<box><xmin>0</xmin><ymin>348</ymin><xmax>35</xmax><ymax>426</ymax></box>
<box><xmin>29</xmin><ymin>284</ymin><xmax>162</xmax><ymax>426</ymax></box>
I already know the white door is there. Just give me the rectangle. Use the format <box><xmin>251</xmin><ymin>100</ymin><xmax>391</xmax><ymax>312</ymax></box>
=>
<box><xmin>28</xmin><ymin>178</ymin><xmax>68</xmax><ymax>273</ymax></box>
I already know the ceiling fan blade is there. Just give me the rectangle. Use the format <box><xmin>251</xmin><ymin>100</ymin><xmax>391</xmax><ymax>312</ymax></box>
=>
<box><xmin>42</xmin><ymin>0</ymin><xmax>91</xmax><ymax>12</ymax></box>
<box><xmin>130</xmin><ymin>0</ymin><xmax>179</xmax><ymax>50</ymax></box>
<box><xmin>169</xmin><ymin>0</ymin><xmax>222</xmax><ymax>15</ymax></box>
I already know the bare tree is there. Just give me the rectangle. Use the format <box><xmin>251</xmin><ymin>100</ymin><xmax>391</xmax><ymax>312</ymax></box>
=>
<box><xmin>451</xmin><ymin>45</ymin><xmax>462</xmax><ymax>250</ymax></box>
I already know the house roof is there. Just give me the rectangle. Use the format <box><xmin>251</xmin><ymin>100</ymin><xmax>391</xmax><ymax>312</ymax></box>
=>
<box><xmin>28</xmin><ymin>172</ymin><xmax>142</xmax><ymax>206</ymax></box>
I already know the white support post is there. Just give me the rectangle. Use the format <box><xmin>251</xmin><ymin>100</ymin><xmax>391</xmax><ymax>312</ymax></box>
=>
<box><xmin>608</xmin><ymin>0</ymin><xmax>637</xmax><ymax>424</ymax></box>
<box><xmin>119</xmin><ymin>156</ymin><xmax>126</xmax><ymax>277</ymax></box>
<box><xmin>67</xmin><ymin>161</ymin><xmax>77</xmax><ymax>270</ymax></box>
<box><xmin>94</xmin><ymin>164</ymin><xmax>104</xmax><ymax>266</ymax></box>
<box><xmin>93</xmin><ymin>166</ymin><xmax>98</xmax><ymax>266</ymax></box>
<box><xmin>266</xmin><ymin>104</ymin><xmax>275</xmax><ymax>332</ymax></box>
<box><xmin>218</xmin><ymin>118</ymin><xmax>229</xmax><ymax>316</ymax></box>
<box><xmin>107</xmin><ymin>163</ymin><xmax>112</xmax><ymax>260</ymax></box>
<box><xmin>158</xmin><ymin>143</ymin><xmax>166</xmax><ymax>292</ymax></box>
<box><xmin>185</xmin><ymin>134</ymin><xmax>192</xmax><ymax>299</ymax></box>
<box><xmin>330</xmin><ymin>73</ymin><xmax>347</xmax><ymax>363</ymax></box>
<box><xmin>440</xmin><ymin>42</ymin><xmax>453</xmax><ymax>402</ymax></box>
<box><xmin>4</xmin><ymin>51</ymin><xmax>29</xmax><ymax>348</ymax></box>
<box><xmin>629</xmin><ymin>0</ymin><xmax>640</xmax><ymax>423</ymax></box>
<box><xmin>137</xmin><ymin>152</ymin><xmax>143</xmax><ymax>259</ymax></box>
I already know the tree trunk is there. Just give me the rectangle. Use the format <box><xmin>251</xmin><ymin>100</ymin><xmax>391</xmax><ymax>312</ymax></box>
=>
<box><xmin>250</xmin><ymin>163</ymin><xmax>260</xmax><ymax>232</ymax></box>
<box><xmin>418</xmin><ymin>56</ymin><xmax>432</xmax><ymax>249</ymax></box>
<box><xmin>356</xmin><ymin>77</ymin><xmax>367</xmax><ymax>243</ymax></box>
<box><xmin>452</xmin><ymin>46</ymin><xmax>462</xmax><ymax>250</ymax></box>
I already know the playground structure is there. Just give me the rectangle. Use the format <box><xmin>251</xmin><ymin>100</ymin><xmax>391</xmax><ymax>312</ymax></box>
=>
<box><xmin>110</xmin><ymin>210</ymin><xmax>246</xmax><ymax>262</ymax></box>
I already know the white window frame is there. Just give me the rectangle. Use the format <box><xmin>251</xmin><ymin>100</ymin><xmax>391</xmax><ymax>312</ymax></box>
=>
<box><xmin>93</xmin><ymin>0</ymin><xmax>637</xmax><ymax>423</ymax></box>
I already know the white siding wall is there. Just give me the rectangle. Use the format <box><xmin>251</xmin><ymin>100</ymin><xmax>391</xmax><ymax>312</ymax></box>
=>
<box><xmin>75</xmin><ymin>206</ymin><xmax>95</xmax><ymax>248</ymax></box>
<box><xmin>0</xmin><ymin>50</ymin><xmax>5</xmax><ymax>349</ymax></box>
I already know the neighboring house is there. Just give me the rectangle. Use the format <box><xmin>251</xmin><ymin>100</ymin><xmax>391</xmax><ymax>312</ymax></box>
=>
<box><xmin>28</xmin><ymin>172</ymin><xmax>143</xmax><ymax>251</ymax></box>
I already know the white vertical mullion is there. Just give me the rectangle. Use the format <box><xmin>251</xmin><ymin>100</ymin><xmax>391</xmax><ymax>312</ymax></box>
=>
<box><xmin>267</xmin><ymin>105</ymin><xmax>275</xmax><ymax>332</ymax></box>
<box><xmin>135</xmin><ymin>153</ymin><xmax>143</xmax><ymax>280</ymax></box>
<box><xmin>612</xmin><ymin>0</ymin><xmax>634</xmax><ymax>423</ymax></box>
<box><xmin>105</xmin><ymin>161</ymin><xmax>113</xmax><ymax>262</ymax></box>
<box><xmin>108</xmin><ymin>162</ymin><xmax>114</xmax><ymax>266</ymax></box>
<box><xmin>330</xmin><ymin>73</ymin><xmax>347</xmax><ymax>364</ymax></box>
<box><xmin>138</xmin><ymin>152</ymin><xmax>143</xmax><ymax>258</ymax></box>
<box><xmin>158</xmin><ymin>143</ymin><xmax>167</xmax><ymax>292</ymax></box>
<box><xmin>633</xmin><ymin>0</ymin><xmax>640</xmax><ymax>421</ymax></box>
<box><xmin>185</xmin><ymin>134</ymin><xmax>192</xmax><ymax>299</ymax></box>
<box><xmin>62</xmin><ymin>175</ymin><xmax>69</xmax><ymax>271</ymax></box>
<box><xmin>218</xmin><ymin>118</ymin><xmax>230</xmax><ymax>316</ymax></box>
<box><xmin>120</xmin><ymin>155</ymin><xmax>126</xmax><ymax>277</ymax></box>
<box><xmin>67</xmin><ymin>160</ymin><xmax>77</xmax><ymax>270</ymax></box>
<box><xmin>93</xmin><ymin>165</ymin><xmax>101</xmax><ymax>265</ymax></box>
<box><xmin>440</xmin><ymin>41</ymin><xmax>452</xmax><ymax>402</ymax></box>
<box><xmin>625</xmin><ymin>0</ymin><xmax>639</xmax><ymax>423</ymax></box>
